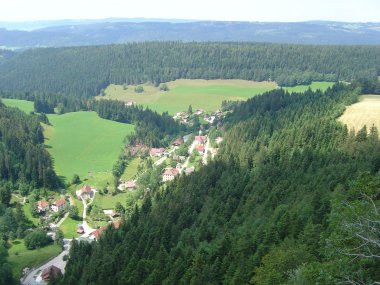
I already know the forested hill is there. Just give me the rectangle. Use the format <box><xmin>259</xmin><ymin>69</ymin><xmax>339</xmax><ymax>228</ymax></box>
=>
<box><xmin>1</xmin><ymin>21</ymin><xmax>380</xmax><ymax>48</ymax></box>
<box><xmin>0</xmin><ymin>42</ymin><xmax>380</xmax><ymax>97</ymax></box>
<box><xmin>0</xmin><ymin>102</ymin><xmax>59</xmax><ymax>190</ymax></box>
<box><xmin>61</xmin><ymin>84</ymin><xmax>380</xmax><ymax>284</ymax></box>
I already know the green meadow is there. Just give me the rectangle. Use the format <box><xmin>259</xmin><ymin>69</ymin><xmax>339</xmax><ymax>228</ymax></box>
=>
<box><xmin>102</xmin><ymin>79</ymin><xmax>334</xmax><ymax>114</ymax></box>
<box><xmin>1</xmin><ymin>98</ymin><xmax>34</xmax><ymax>113</ymax></box>
<box><xmin>8</xmin><ymin>240</ymin><xmax>61</xmax><ymax>279</ymax></box>
<box><xmin>44</xmin><ymin>111</ymin><xmax>134</xmax><ymax>179</ymax></box>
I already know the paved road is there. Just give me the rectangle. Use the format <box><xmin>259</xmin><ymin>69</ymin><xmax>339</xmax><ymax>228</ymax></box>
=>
<box><xmin>81</xmin><ymin>192</ymin><xmax>96</xmax><ymax>234</ymax></box>
<box><xmin>153</xmin><ymin>148</ymin><xmax>175</xmax><ymax>167</ymax></box>
<box><xmin>22</xmin><ymin>239</ymin><xmax>72</xmax><ymax>285</ymax></box>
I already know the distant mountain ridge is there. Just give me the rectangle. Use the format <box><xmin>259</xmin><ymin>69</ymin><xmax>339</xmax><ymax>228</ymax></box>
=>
<box><xmin>1</xmin><ymin>20</ymin><xmax>380</xmax><ymax>49</ymax></box>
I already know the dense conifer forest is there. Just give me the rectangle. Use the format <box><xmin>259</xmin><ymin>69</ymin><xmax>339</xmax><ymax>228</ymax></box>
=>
<box><xmin>0</xmin><ymin>42</ymin><xmax>380</xmax><ymax>97</ymax></box>
<box><xmin>60</xmin><ymin>83</ymin><xmax>380</xmax><ymax>284</ymax></box>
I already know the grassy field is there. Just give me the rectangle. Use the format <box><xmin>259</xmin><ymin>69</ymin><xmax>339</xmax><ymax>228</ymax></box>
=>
<box><xmin>23</xmin><ymin>202</ymin><xmax>40</xmax><ymax>226</ymax></box>
<box><xmin>92</xmin><ymin>191</ymin><xmax>132</xmax><ymax>209</ymax></box>
<box><xmin>338</xmin><ymin>95</ymin><xmax>380</xmax><ymax>133</ymax></box>
<box><xmin>44</xmin><ymin>111</ymin><xmax>134</xmax><ymax>180</ymax></box>
<box><xmin>101</xmin><ymin>80</ymin><xmax>333</xmax><ymax>114</ymax></box>
<box><xmin>121</xmin><ymin>158</ymin><xmax>141</xmax><ymax>181</ymax></box>
<box><xmin>8</xmin><ymin>240</ymin><xmax>61</xmax><ymax>279</ymax></box>
<box><xmin>60</xmin><ymin>217</ymin><xmax>81</xmax><ymax>239</ymax></box>
<box><xmin>1</xmin><ymin>98</ymin><xmax>34</xmax><ymax>113</ymax></box>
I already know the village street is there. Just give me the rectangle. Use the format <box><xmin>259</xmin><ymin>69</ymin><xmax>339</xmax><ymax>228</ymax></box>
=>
<box><xmin>22</xmin><ymin>239</ymin><xmax>72</xmax><ymax>285</ymax></box>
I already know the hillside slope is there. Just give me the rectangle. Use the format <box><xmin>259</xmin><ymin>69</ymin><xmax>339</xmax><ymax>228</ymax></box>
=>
<box><xmin>61</xmin><ymin>84</ymin><xmax>380</xmax><ymax>284</ymax></box>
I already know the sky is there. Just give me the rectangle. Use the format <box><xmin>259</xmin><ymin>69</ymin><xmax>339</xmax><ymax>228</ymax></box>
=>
<box><xmin>1</xmin><ymin>0</ymin><xmax>380</xmax><ymax>22</ymax></box>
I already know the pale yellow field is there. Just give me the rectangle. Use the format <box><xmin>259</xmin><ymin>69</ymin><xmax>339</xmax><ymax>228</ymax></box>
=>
<box><xmin>338</xmin><ymin>95</ymin><xmax>380</xmax><ymax>133</ymax></box>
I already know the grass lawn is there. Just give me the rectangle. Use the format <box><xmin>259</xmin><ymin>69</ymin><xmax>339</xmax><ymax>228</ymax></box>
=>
<box><xmin>338</xmin><ymin>95</ymin><xmax>380</xmax><ymax>133</ymax></box>
<box><xmin>93</xmin><ymin>191</ymin><xmax>135</xmax><ymax>210</ymax></box>
<box><xmin>8</xmin><ymin>240</ymin><xmax>62</xmax><ymax>279</ymax></box>
<box><xmin>59</xmin><ymin>217</ymin><xmax>81</xmax><ymax>239</ymax></box>
<box><xmin>43</xmin><ymin>111</ymin><xmax>134</xmax><ymax>180</ymax></box>
<box><xmin>1</xmin><ymin>98</ymin><xmax>34</xmax><ymax>113</ymax></box>
<box><xmin>121</xmin><ymin>158</ymin><xmax>141</xmax><ymax>181</ymax></box>
<box><xmin>23</xmin><ymin>203</ymin><xmax>40</xmax><ymax>226</ymax></box>
<box><xmin>101</xmin><ymin>80</ymin><xmax>333</xmax><ymax>115</ymax></box>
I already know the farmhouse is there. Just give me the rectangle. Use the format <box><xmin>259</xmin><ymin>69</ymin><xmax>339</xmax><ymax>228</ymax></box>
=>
<box><xmin>41</xmin><ymin>265</ymin><xmax>62</xmax><ymax>282</ymax></box>
<box><xmin>195</xmin><ymin>136</ymin><xmax>207</xmax><ymax>145</ymax></box>
<box><xmin>90</xmin><ymin>220</ymin><xmax>122</xmax><ymax>241</ymax></box>
<box><xmin>185</xmin><ymin>167</ymin><xmax>195</xmax><ymax>175</ymax></box>
<box><xmin>76</xmin><ymin>185</ymin><xmax>93</xmax><ymax>200</ymax></box>
<box><xmin>37</xmin><ymin>200</ymin><xmax>49</xmax><ymax>213</ymax></box>
<box><xmin>162</xmin><ymin>168</ymin><xmax>179</xmax><ymax>182</ymax></box>
<box><xmin>51</xmin><ymin>197</ymin><xmax>66</xmax><ymax>212</ymax></box>
<box><xmin>149</xmin><ymin>147</ymin><xmax>166</xmax><ymax>157</ymax></box>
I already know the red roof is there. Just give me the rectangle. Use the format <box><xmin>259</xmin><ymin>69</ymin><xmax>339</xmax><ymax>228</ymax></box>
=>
<box><xmin>196</xmin><ymin>145</ymin><xmax>205</xmax><ymax>152</ymax></box>
<box><xmin>81</xmin><ymin>185</ymin><xmax>92</xmax><ymax>193</ymax></box>
<box><xmin>149</xmin><ymin>147</ymin><xmax>166</xmax><ymax>155</ymax></box>
<box><xmin>90</xmin><ymin>226</ymin><xmax>107</xmax><ymax>239</ymax></box>
<box><xmin>163</xmin><ymin>168</ymin><xmax>179</xmax><ymax>176</ymax></box>
<box><xmin>37</xmin><ymin>200</ymin><xmax>49</xmax><ymax>208</ymax></box>
<box><xmin>125</xmin><ymin>180</ymin><xmax>136</xmax><ymax>188</ymax></box>
<box><xmin>53</xmin><ymin>197</ymin><xmax>66</xmax><ymax>207</ymax></box>
<box><xmin>41</xmin><ymin>265</ymin><xmax>62</xmax><ymax>281</ymax></box>
<box><xmin>195</xmin><ymin>136</ymin><xmax>206</xmax><ymax>143</ymax></box>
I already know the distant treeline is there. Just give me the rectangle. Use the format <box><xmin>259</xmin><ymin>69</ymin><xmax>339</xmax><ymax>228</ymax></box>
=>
<box><xmin>0</xmin><ymin>42</ymin><xmax>379</xmax><ymax>97</ymax></box>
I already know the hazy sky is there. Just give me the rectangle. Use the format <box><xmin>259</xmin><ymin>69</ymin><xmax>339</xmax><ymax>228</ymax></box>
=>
<box><xmin>2</xmin><ymin>0</ymin><xmax>380</xmax><ymax>22</ymax></box>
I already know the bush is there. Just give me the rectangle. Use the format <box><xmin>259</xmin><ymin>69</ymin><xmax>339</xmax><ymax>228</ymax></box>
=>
<box><xmin>159</xmin><ymin>83</ymin><xmax>169</xmax><ymax>91</ymax></box>
<box><xmin>134</xmin><ymin>86</ymin><xmax>144</xmax><ymax>93</ymax></box>
<box><xmin>24</xmin><ymin>230</ymin><xmax>52</xmax><ymax>249</ymax></box>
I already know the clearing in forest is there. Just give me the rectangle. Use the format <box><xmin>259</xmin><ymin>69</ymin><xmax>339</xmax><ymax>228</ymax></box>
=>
<box><xmin>102</xmin><ymin>80</ymin><xmax>334</xmax><ymax>115</ymax></box>
<box><xmin>43</xmin><ymin>111</ymin><xmax>134</xmax><ymax>180</ymax></box>
<box><xmin>1</xmin><ymin>98</ymin><xmax>34</xmax><ymax>113</ymax></box>
<box><xmin>338</xmin><ymin>95</ymin><xmax>380</xmax><ymax>132</ymax></box>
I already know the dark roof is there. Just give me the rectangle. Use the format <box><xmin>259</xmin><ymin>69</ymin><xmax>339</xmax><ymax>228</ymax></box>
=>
<box><xmin>41</xmin><ymin>265</ymin><xmax>62</xmax><ymax>281</ymax></box>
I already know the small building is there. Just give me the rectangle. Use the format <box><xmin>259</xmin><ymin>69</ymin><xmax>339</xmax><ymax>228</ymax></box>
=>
<box><xmin>77</xmin><ymin>224</ymin><xmax>84</xmax><ymax>234</ymax></box>
<box><xmin>37</xmin><ymin>200</ymin><xmax>49</xmax><ymax>213</ymax></box>
<box><xmin>172</xmin><ymin>138</ymin><xmax>184</xmax><ymax>146</ymax></box>
<box><xmin>118</xmin><ymin>180</ymin><xmax>136</xmax><ymax>191</ymax></box>
<box><xmin>195</xmin><ymin>109</ymin><xmax>205</xmax><ymax>115</ymax></box>
<box><xmin>196</xmin><ymin>145</ymin><xmax>205</xmax><ymax>155</ymax></box>
<box><xmin>51</xmin><ymin>197</ymin><xmax>66</xmax><ymax>212</ymax></box>
<box><xmin>76</xmin><ymin>185</ymin><xmax>93</xmax><ymax>201</ymax></box>
<box><xmin>41</xmin><ymin>265</ymin><xmax>62</xmax><ymax>282</ymax></box>
<box><xmin>162</xmin><ymin>168</ymin><xmax>179</xmax><ymax>182</ymax></box>
<box><xmin>195</xmin><ymin>136</ymin><xmax>207</xmax><ymax>145</ymax></box>
<box><xmin>149</xmin><ymin>147</ymin><xmax>166</xmax><ymax>157</ymax></box>
<box><xmin>176</xmin><ymin>163</ymin><xmax>182</xmax><ymax>172</ymax></box>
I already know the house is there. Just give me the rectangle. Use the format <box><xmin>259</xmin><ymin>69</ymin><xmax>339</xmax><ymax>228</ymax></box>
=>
<box><xmin>172</xmin><ymin>137</ymin><xmax>184</xmax><ymax>146</ymax></box>
<box><xmin>75</xmin><ymin>185</ymin><xmax>93</xmax><ymax>200</ymax></box>
<box><xmin>196</xmin><ymin>145</ymin><xmax>205</xmax><ymax>155</ymax></box>
<box><xmin>195</xmin><ymin>109</ymin><xmax>205</xmax><ymax>115</ymax></box>
<box><xmin>41</xmin><ymin>265</ymin><xmax>62</xmax><ymax>282</ymax></box>
<box><xmin>51</xmin><ymin>197</ymin><xmax>66</xmax><ymax>212</ymax></box>
<box><xmin>37</xmin><ymin>200</ymin><xmax>49</xmax><ymax>213</ymax></box>
<box><xmin>149</xmin><ymin>147</ymin><xmax>166</xmax><ymax>157</ymax></box>
<box><xmin>90</xmin><ymin>226</ymin><xmax>107</xmax><ymax>241</ymax></box>
<box><xmin>195</xmin><ymin>136</ymin><xmax>207</xmax><ymax>145</ymax></box>
<box><xmin>162</xmin><ymin>168</ymin><xmax>179</xmax><ymax>182</ymax></box>
<box><xmin>125</xmin><ymin>180</ymin><xmax>136</xmax><ymax>190</ymax></box>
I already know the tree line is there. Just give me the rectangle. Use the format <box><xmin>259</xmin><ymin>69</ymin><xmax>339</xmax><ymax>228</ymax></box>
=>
<box><xmin>61</xmin><ymin>83</ymin><xmax>380</xmax><ymax>284</ymax></box>
<box><xmin>0</xmin><ymin>42</ymin><xmax>379</xmax><ymax>97</ymax></box>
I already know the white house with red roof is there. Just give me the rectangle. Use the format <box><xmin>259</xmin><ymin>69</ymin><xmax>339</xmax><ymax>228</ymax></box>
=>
<box><xmin>76</xmin><ymin>185</ymin><xmax>94</xmax><ymax>201</ymax></box>
<box><xmin>37</xmin><ymin>200</ymin><xmax>49</xmax><ymax>213</ymax></box>
<box><xmin>162</xmin><ymin>168</ymin><xmax>179</xmax><ymax>182</ymax></box>
<box><xmin>196</xmin><ymin>145</ymin><xmax>205</xmax><ymax>155</ymax></box>
<box><xmin>51</xmin><ymin>196</ymin><xmax>67</xmax><ymax>212</ymax></box>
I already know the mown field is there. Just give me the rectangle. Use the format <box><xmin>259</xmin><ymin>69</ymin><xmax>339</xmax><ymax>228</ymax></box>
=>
<box><xmin>101</xmin><ymin>80</ymin><xmax>334</xmax><ymax>114</ymax></box>
<box><xmin>44</xmin><ymin>111</ymin><xmax>134</xmax><ymax>180</ymax></box>
<box><xmin>338</xmin><ymin>95</ymin><xmax>380</xmax><ymax>132</ymax></box>
<box><xmin>8</xmin><ymin>240</ymin><xmax>61</xmax><ymax>279</ymax></box>
<box><xmin>1</xmin><ymin>98</ymin><xmax>34</xmax><ymax>113</ymax></box>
